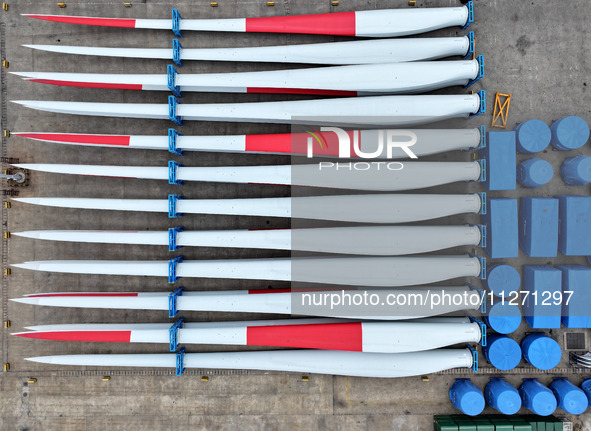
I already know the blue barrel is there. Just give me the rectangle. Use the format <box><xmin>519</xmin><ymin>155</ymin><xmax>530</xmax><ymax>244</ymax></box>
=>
<box><xmin>484</xmin><ymin>301</ymin><xmax>522</xmax><ymax>334</ymax></box>
<box><xmin>519</xmin><ymin>379</ymin><xmax>557</xmax><ymax>416</ymax></box>
<box><xmin>549</xmin><ymin>378</ymin><xmax>588</xmax><ymax>415</ymax></box>
<box><xmin>561</xmin><ymin>155</ymin><xmax>591</xmax><ymax>186</ymax></box>
<box><xmin>485</xmin><ymin>377</ymin><xmax>522</xmax><ymax>415</ymax></box>
<box><xmin>516</xmin><ymin>119</ymin><xmax>551</xmax><ymax>153</ymax></box>
<box><xmin>485</xmin><ymin>264</ymin><xmax>521</xmax><ymax>297</ymax></box>
<box><xmin>449</xmin><ymin>378</ymin><xmax>485</xmax><ymax>416</ymax></box>
<box><xmin>521</xmin><ymin>333</ymin><xmax>562</xmax><ymax>370</ymax></box>
<box><xmin>483</xmin><ymin>334</ymin><xmax>522</xmax><ymax>370</ymax></box>
<box><xmin>518</xmin><ymin>158</ymin><xmax>553</xmax><ymax>188</ymax></box>
<box><xmin>551</xmin><ymin>116</ymin><xmax>590</xmax><ymax>150</ymax></box>
<box><xmin>580</xmin><ymin>379</ymin><xmax>591</xmax><ymax>407</ymax></box>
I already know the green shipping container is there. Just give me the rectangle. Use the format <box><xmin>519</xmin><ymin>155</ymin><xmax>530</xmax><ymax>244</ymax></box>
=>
<box><xmin>434</xmin><ymin>417</ymin><xmax>459</xmax><ymax>431</ymax></box>
<box><xmin>472</xmin><ymin>418</ymin><xmax>494</xmax><ymax>431</ymax></box>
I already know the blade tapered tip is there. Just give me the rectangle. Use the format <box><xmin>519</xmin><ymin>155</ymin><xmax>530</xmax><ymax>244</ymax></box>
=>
<box><xmin>9</xmin><ymin>72</ymin><xmax>35</xmax><ymax>78</ymax></box>
<box><xmin>12</xmin><ymin>332</ymin><xmax>34</xmax><ymax>338</ymax></box>
<box><xmin>9</xmin><ymin>297</ymin><xmax>38</xmax><ymax>305</ymax></box>
<box><xmin>11</xmin><ymin>197</ymin><xmax>43</xmax><ymax>204</ymax></box>
<box><xmin>25</xmin><ymin>356</ymin><xmax>56</xmax><ymax>364</ymax></box>
<box><xmin>11</xmin><ymin>231</ymin><xmax>42</xmax><ymax>239</ymax></box>
<box><xmin>11</xmin><ymin>164</ymin><xmax>35</xmax><ymax>170</ymax></box>
<box><xmin>11</xmin><ymin>262</ymin><xmax>40</xmax><ymax>270</ymax></box>
<box><xmin>11</xmin><ymin>100</ymin><xmax>37</xmax><ymax>108</ymax></box>
<box><xmin>9</xmin><ymin>132</ymin><xmax>43</xmax><ymax>138</ymax></box>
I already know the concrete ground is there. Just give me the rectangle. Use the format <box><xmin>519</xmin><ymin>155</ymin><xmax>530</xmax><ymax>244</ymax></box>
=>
<box><xmin>1</xmin><ymin>0</ymin><xmax>591</xmax><ymax>429</ymax></box>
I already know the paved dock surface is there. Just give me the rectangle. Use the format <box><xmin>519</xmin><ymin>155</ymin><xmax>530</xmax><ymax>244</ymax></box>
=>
<box><xmin>1</xmin><ymin>0</ymin><xmax>591</xmax><ymax>429</ymax></box>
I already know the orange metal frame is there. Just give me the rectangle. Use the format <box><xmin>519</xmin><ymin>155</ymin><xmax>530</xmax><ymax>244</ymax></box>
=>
<box><xmin>491</xmin><ymin>92</ymin><xmax>512</xmax><ymax>128</ymax></box>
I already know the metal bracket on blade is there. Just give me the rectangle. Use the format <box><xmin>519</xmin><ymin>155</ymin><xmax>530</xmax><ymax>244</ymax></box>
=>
<box><xmin>469</xmin><ymin>90</ymin><xmax>486</xmax><ymax>117</ymax></box>
<box><xmin>466</xmin><ymin>314</ymin><xmax>487</xmax><ymax>347</ymax></box>
<box><xmin>168</xmin><ymin>194</ymin><xmax>184</xmax><ymax>218</ymax></box>
<box><xmin>172</xmin><ymin>39</ymin><xmax>183</xmax><ymax>67</ymax></box>
<box><xmin>168</xmin><ymin>227</ymin><xmax>184</xmax><ymax>251</ymax></box>
<box><xmin>169</xmin><ymin>317</ymin><xmax>185</xmax><ymax>352</ymax></box>
<box><xmin>168</xmin><ymin>129</ymin><xmax>183</xmax><ymax>156</ymax></box>
<box><xmin>172</xmin><ymin>8</ymin><xmax>182</xmax><ymax>38</ymax></box>
<box><xmin>168</xmin><ymin>161</ymin><xmax>183</xmax><ymax>185</ymax></box>
<box><xmin>466</xmin><ymin>344</ymin><xmax>478</xmax><ymax>372</ymax></box>
<box><xmin>469</xmin><ymin>253</ymin><xmax>487</xmax><ymax>279</ymax></box>
<box><xmin>464</xmin><ymin>31</ymin><xmax>475</xmax><ymax>60</ymax></box>
<box><xmin>467</xmin><ymin>283</ymin><xmax>486</xmax><ymax>313</ymax></box>
<box><xmin>167</xmin><ymin>65</ymin><xmax>183</xmax><ymax>98</ymax></box>
<box><xmin>478</xmin><ymin>192</ymin><xmax>487</xmax><ymax>215</ymax></box>
<box><xmin>176</xmin><ymin>347</ymin><xmax>186</xmax><ymax>376</ymax></box>
<box><xmin>168</xmin><ymin>285</ymin><xmax>184</xmax><ymax>318</ymax></box>
<box><xmin>168</xmin><ymin>255</ymin><xmax>184</xmax><ymax>283</ymax></box>
<box><xmin>168</xmin><ymin>95</ymin><xmax>183</xmax><ymax>126</ymax></box>
<box><xmin>476</xmin><ymin>125</ymin><xmax>486</xmax><ymax>150</ymax></box>
<box><xmin>465</xmin><ymin>55</ymin><xmax>484</xmax><ymax>88</ymax></box>
<box><xmin>462</xmin><ymin>1</ymin><xmax>474</xmax><ymax>30</ymax></box>
<box><xmin>477</xmin><ymin>158</ymin><xmax>486</xmax><ymax>182</ymax></box>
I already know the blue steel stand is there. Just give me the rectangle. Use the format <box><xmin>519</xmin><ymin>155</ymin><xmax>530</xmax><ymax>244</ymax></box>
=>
<box><xmin>464</xmin><ymin>31</ymin><xmax>475</xmax><ymax>60</ymax></box>
<box><xmin>470</xmin><ymin>90</ymin><xmax>486</xmax><ymax>117</ymax></box>
<box><xmin>469</xmin><ymin>254</ymin><xmax>487</xmax><ymax>279</ymax></box>
<box><xmin>478</xmin><ymin>192</ymin><xmax>487</xmax><ymax>215</ymax></box>
<box><xmin>467</xmin><ymin>283</ymin><xmax>486</xmax><ymax>313</ymax></box>
<box><xmin>168</xmin><ymin>96</ymin><xmax>183</xmax><ymax>126</ymax></box>
<box><xmin>168</xmin><ymin>227</ymin><xmax>184</xmax><ymax>251</ymax></box>
<box><xmin>476</xmin><ymin>125</ymin><xmax>486</xmax><ymax>150</ymax></box>
<box><xmin>168</xmin><ymin>286</ymin><xmax>184</xmax><ymax>318</ymax></box>
<box><xmin>169</xmin><ymin>317</ymin><xmax>185</xmax><ymax>351</ymax></box>
<box><xmin>465</xmin><ymin>55</ymin><xmax>484</xmax><ymax>88</ymax></box>
<box><xmin>466</xmin><ymin>344</ymin><xmax>478</xmax><ymax>372</ymax></box>
<box><xmin>168</xmin><ymin>129</ymin><xmax>183</xmax><ymax>156</ymax></box>
<box><xmin>168</xmin><ymin>256</ymin><xmax>184</xmax><ymax>283</ymax></box>
<box><xmin>462</xmin><ymin>1</ymin><xmax>474</xmax><ymax>30</ymax></box>
<box><xmin>172</xmin><ymin>9</ymin><xmax>182</xmax><ymax>38</ymax></box>
<box><xmin>467</xmin><ymin>315</ymin><xmax>487</xmax><ymax>347</ymax></box>
<box><xmin>168</xmin><ymin>161</ymin><xmax>183</xmax><ymax>185</ymax></box>
<box><xmin>477</xmin><ymin>224</ymin><xmax>487</xmax><ymax>248</ymax></box>
<box><xmin>172</xmin><ymin>39</ymin><xmax>183</xmax><ymax>67</ymax></box>
<box><xmin>168</xmin><ymin>194</ymin><xmax>184</xmax><ymax>218</ymax></box>
<box><xmin>176</xmin><ymin>347</ymin><xmax>186</xmax><ymax>376</ymax></box>
<box><xmin>477</xmin><ymin>159</ymin><xmax>487</xmax><ymax>183</ymax></box>
<box><xmin>167</xmin><ymin>65</ymin><xmax>183</xmax><ymax>98</ymax></box>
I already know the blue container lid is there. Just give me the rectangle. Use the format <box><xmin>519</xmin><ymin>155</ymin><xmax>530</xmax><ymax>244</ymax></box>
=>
<box><xmin>484</xmin><ymin>302</ymin><xmax>522</xmax><ymax>334</ymax></box>
<box><xmin>520</xmin><ymin>380</ymin><xmax>558</xmax><ymax>416</ymax></box>
<box><xmin>485</xmin><ymin>378</ymin><xmax>522</xmax><ymax>415</ymax></box>
<box><xmin>551</xmin><ymin>116</ymin><xmax>590</xmax><ymax>150</ymax></box>
<box><xmin>485</xmin><ymin>264</ymin><xmax>521</xmax><ymax>297</ymax></box>
<box><xmin>449</xmin><ymin>379</ymin><xmax>485</xmax><ymax>416</ymax></box>
<box><xmin>580</xmin><ymin>379</ymin><xmax>591</xmax><ymax>407</ymax></box>
<box><xmin>521</xmin><ymin>333</ymin><xmax>561</xmax><ymax>370</ymax></box>
<box><xmin>495</xmin><ymin>387</ymin><xmax>522</xmax><ymax>415</ymax></box>
<box><xmin>518</xmin><ymin>158</ymin><xmax>554</xmax><ymax>188</ymax></box>
<box><xmin>516</xmin><ymin>119</ymin><xmax>551</xmax><ymax>153</ymax></box>
<box><xmin>561</xmin><ymin>155</ymin><xmax>591</xmax><ymax>186</ymax></box>
<box><xmin>483</xmin><ymin>334</ymin><xmax>521</xmax><ymax>370</ymax></box>
<box><xmin>550</xmin><ymin>378</ymin><xmax>588</xmax><ymax>415</ymax></box>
